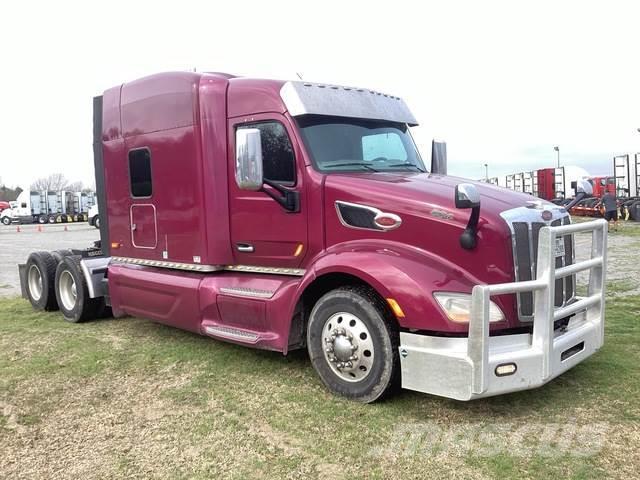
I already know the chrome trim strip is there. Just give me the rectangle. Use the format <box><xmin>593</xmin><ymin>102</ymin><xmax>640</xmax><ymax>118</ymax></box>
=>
<box><xmin>111</xmin><ymin>256</ymin><xmax>222</xmax><ymax>272</ymax></box>
<box><xmin>224</xmin><ymin>264</ymin><xmax>306</xmax><ymax>276</ymax></box>
<box><xmin>335</xmin><ymin>201</ymin><xmax>402</xmax><ymax>232</ymax></box>
<box><xmin>110</xmin><ymin>257</ymin><xmax>305</xmax><ymax>276</ymax></box>
<box><xmin>219</xmin><ymin>286</ymin><xmax>275</xmax><ymax>299</ymax></box>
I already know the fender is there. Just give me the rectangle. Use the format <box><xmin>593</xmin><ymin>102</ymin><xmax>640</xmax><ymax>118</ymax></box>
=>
<box><xmin>284</xmin><ymin>239</ymin><xmax>512</xmax><ymax>338</ymax></box>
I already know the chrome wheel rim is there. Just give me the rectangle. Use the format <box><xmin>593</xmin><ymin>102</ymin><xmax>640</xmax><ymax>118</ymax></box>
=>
<box><xmin>28</xmin><ymin>265</ymin><xmax>43</xmax><ymax>301</ymax></box>
<box><xmin>322</xmin><ymin>312</ymin><xmax>375</xmax><ymax>382</ymax></box>
<box><xmin>59</xmin><ymin>270</ymin><xmax>77</xmax><ymax>311</ymax></box>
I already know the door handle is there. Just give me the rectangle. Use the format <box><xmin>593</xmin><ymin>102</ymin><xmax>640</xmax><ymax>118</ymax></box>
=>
<box><xmin>236</xmin><ymin>243</ymin><xmax>254</xmax><ymax>253</ymax></box>
<box><xmin>131</xmin><ymin>223</ymin><xmax>137</xmax><ymax>231</ymax></box>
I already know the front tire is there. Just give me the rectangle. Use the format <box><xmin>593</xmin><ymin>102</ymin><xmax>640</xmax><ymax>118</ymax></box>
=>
<box><xmin>307</xmin><ymin>286</ymin><xmax>400</xmax><ymax>403</ymax></box>
<box><xmin>1</xmin><ymin>216</ymin><xmax>11</xmax><ymax>226</ymax></box>
<box><xmin>93</xmin><ymin>216</ymin><xmax>100</xmax><ymax>229</ymax></box>
<box><xmin>54</xmin><ymin>256</ymin><xmax>100</xmax><ymax>323</ymax></box>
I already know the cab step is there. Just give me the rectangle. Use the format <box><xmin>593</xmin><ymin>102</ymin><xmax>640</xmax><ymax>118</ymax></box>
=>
<box><xmin>203</xmin><ymin>324</ymin><xmax>261</xmax><ymax>344</ymax></box>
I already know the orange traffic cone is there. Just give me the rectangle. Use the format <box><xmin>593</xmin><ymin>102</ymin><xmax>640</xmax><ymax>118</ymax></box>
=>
<box><xmin>37</xmin><ymin>225</ymin><xmax>43</xmax><ymax>232</ymax></box>
<box><xmin>64</xmin><ymin>225</ymin><xmax>68</xmax><ymax>232</ymax></box>
<box><xmin>16</xmin><ymin>225</ymin><xmax>20</xmax><ymax>232</ymax></box>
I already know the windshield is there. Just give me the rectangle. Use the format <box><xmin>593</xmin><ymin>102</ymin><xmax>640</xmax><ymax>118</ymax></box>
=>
<box><xmin>296</xmin><ymin>115</ymin><xmax>426</xmax><ymax>173</ymax></box>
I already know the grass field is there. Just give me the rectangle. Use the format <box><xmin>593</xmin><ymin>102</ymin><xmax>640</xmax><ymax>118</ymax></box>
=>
<box><xmin>1</xmin><ymin>291</ymin><xmax>638</xmax><ymax>479</ymax></box>
<box><xmin>1</xmin><ymin>222</ymin><xmax>640</xmax><ymax>479</ymax></box>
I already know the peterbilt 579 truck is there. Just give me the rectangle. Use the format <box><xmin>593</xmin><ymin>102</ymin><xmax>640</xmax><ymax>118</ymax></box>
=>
<box><xmin>19</xmin><ymin>72</ymin><xmax>608</xmax><ymax>403</ymax></box>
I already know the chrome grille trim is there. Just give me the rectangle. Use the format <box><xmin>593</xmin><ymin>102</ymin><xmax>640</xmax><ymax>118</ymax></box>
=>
<box><xmin>500</xmin><ymin>205</ymin><xmax>576</xmax><ymax>322</ymax></box>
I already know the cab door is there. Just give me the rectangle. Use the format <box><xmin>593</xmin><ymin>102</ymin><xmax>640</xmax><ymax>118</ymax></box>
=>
<box><xmin>228</xmin><ymin>114</ymin><xmax>307</xmax><ymax>269</ymax></box>
<box><xmin>128</xmin><ymin>148</ymin><xmax>158</xmax><ymax>250</ymax></box>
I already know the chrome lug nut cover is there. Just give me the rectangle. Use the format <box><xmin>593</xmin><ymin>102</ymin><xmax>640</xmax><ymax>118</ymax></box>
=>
<box><xmin>321</xmin><ymin>312</ymin><xmax>375</xmax><ymax>382</ymax></box>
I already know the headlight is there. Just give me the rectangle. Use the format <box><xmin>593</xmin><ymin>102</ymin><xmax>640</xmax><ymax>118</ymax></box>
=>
<box><xmin>433</xmin><ymin>292</ymin><xmax>505</xmax><ymax>323</ymax></box>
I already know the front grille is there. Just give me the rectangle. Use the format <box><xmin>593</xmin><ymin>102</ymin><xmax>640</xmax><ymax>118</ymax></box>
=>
<box><xmin>511</xmin><ymin>215</ymin><xmax>575</xmax><ymax>320</ymax></box>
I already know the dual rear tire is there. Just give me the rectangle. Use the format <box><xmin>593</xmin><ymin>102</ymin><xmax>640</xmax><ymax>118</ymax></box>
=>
<box><xmin>24</xmin><ymin>252</ymin><xmax>106</xmax><ymax>322</ymax></box>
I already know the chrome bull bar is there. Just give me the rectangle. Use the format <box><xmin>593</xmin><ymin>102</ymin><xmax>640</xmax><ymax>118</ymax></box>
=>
<box><xmin>468</xmin><ymin>218</ymin><xmax>607</xmax><ymax>396</ymax></box>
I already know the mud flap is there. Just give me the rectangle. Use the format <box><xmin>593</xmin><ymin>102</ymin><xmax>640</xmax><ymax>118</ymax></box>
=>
<box><xmin>18</xmin><ymin>263</ymin><xmax>28</xmax><ymax>299</ymax></box>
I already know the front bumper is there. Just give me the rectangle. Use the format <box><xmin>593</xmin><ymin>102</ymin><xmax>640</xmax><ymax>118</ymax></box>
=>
<box><xmin>399</xmin><ymin>219</ymin><xmax>607</xmax><ymax>401</ymax></box>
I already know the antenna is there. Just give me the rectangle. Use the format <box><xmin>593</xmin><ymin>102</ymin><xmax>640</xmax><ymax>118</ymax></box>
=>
<box><xmin>296</xmin><ymin>72</ymin><xmax>303</xmax><ymax>80</ymax></box>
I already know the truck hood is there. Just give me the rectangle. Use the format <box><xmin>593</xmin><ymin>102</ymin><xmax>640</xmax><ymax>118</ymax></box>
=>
<box><xmin>322</xmin><ymin>171</ymin><xmax>561</xmax><ymax>331</ymax></box>
<box><xmin>327</xmin><ymin>171</ymin><xmax>546</xmax><ymax>214</ymax></box>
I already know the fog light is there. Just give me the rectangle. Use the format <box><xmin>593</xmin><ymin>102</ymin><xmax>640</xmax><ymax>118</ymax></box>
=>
<box><xmin>495</xmin><ymin>363</ymin><xmax>517</xmax><ymax>377</ymax></box>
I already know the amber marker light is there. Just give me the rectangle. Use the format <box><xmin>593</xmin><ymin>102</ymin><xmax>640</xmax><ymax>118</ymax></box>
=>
<box><xmin>294</xmin><ymin>243</ymin><xmax>304</xmax><ymax>257</ymax></box>
<box><xmin>111</xmin><ymin>242</ymin><xmax>121</xmax><ymax>249</ymax></box>
<box><xmin>386</xmin><ymin>298</ymin><xmax>405</xmax><ymax>318</ymax></box>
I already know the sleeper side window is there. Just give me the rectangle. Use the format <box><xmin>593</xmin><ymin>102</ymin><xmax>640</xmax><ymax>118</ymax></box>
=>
<box><xmin>237</xmin><ymin>121</ymin><xmax>296</xmax><ymax>185</ymax></box>
<box><xmin>129</xmin><ymin>148</ymin><xmax>153</xmax><ymax>198</ymax></box>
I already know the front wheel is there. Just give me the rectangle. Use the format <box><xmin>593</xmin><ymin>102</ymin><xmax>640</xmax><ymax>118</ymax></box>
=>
<box><xmin>1</xmin><ymin>216</ymin><xmax>11</xmax><ymax>226</ymax></box>
<box><xmin>307</xmin><ymin>286</ymin><xmax>400</xmax><ymax>403</ymax></box>
<box><xmin>93</xmin><ymin>216</ymin><xmax>100</xmax><ymax>229</ymax></box>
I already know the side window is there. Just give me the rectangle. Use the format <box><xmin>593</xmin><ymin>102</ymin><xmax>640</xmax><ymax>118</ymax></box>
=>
<box><xmin>362</xmin><ymin>132</ymin><xmax>407</xmax><ymax>162</ymax></box>
<box><xmin>129</xmin><ymin>148</ymin><xmax>152</xmax><ymax>197</ymax></box>
<box><xmin>238</xmin><ymin>122</ymin><xmax>295</xmax><ymax>185</ymax></box>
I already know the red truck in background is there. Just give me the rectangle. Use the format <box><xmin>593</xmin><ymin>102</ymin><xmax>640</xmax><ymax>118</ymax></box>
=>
<box><xmin>19</xmin><ymin>72</ymin><xmax>608</xmax><ymax>402</ymax></box>
<box><xmin>0</xmin><ymin>201</ymin><xmax>10</xmax><ymax>212</ymax></box>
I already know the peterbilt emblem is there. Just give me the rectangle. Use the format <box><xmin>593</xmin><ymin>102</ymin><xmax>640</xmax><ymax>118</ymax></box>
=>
<box><xmin>374</xmin><ymin>212</ymin><xmax>402</xmax><ymax>230</ymax></box>
<box><xmin>541</xmin><ymin>210</ymin><xmax>553</xmax><ymax>221</ymax></box>
<box><xmin>430</xmin><ymin>209</ymin><xmax>454</xmax><ymax>220</ymax></box>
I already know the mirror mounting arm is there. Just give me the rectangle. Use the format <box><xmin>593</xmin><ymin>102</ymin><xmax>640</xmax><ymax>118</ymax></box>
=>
<box><xmin>262</xmin><ymin>179</ymin><xmax>300</xmax><ymax>213</ymax></box>
<box><xmin>460</xmin><ymin>206</ymin><xmax>480</xmax><ymax>250</ymax></box>
<box><xmin>454</xmin><ymin>183</ymin><xmax>481</xmax><ymax>250</ymax></box>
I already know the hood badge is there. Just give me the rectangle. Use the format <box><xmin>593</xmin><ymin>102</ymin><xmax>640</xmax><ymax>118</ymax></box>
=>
<box><xmin>430</xmin><ymin>208</ymin><xmax>454</xmax><ymax>220</ymax></box>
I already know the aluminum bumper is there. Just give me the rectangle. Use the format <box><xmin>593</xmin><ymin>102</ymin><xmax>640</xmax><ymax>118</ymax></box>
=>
<box><xmin>399</xmin><ymin>219</ymin><xmax>607</xmax><ymax>401</ymax></box>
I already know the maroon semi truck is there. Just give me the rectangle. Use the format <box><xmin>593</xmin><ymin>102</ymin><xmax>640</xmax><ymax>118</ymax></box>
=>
<box><xmin>19</xmin><ymin>72</ymin><xmax>608</xmax><ymax>402</ymax></box>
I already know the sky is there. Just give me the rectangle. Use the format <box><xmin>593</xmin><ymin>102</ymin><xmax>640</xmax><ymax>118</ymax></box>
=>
<box><xmin>0</xmin><ymin>0</ymin><xmax>639</xmax><ymax>189</ymax></box>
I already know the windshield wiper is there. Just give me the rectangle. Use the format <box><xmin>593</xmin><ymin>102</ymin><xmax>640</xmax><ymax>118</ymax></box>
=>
<box><xmin>325</xmin><ymin>162</ymin><xmax>379</xmax><ymax>172</ymax></box>
<box><xmin>387</xmin><ymin>162</ymin><xmax>426</xmax><ymax>172</ymax></box>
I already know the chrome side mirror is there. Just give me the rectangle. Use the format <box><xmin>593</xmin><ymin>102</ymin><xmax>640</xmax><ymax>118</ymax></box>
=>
<box><xmin>235</xmin><ymin>128</ymin><xmax>263</xmax><ymax>191</ymax></box>
<box><xmin>454</xmin><ymin>183</ymin><xmax>481</xmax><ymax>250</ymax></box>
<box><xmin>455</xmin><ymin>183</ymin><xmax>480</xmax><ymax>209</ymax></box>
<box><xmin>431</xmin><ymin>140</ymin><xmax>448</xmax><ymax>175</ymax></box>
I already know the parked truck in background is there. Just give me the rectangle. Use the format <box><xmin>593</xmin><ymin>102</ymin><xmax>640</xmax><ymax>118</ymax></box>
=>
<box><xmin>500</xmin><ymin>166</ymin><xmax>590</xmax><ymax>202</ymax></box>
<box><xmin>613</xmin><ymin>153</ymin><xmax>640</xmax><ymax>221</ymax></box>
<box><xmin>18</xmin><ymin>72</ymin><xmax>608</xmax><ymax>402</ymax></box>
<box><xmin>495</xmin><ymin>166</ymin><xmax>633</xmax><ymax>220</ymax></box>
<box><xmin>88</xmin><ymin>204</ymin><xmax>100</xmax><ymax>229</ymax></box>
<box><xmin>1</xmin><ymin>190</ymin><xmax>96</xmax><ymax>225</ymax></box>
